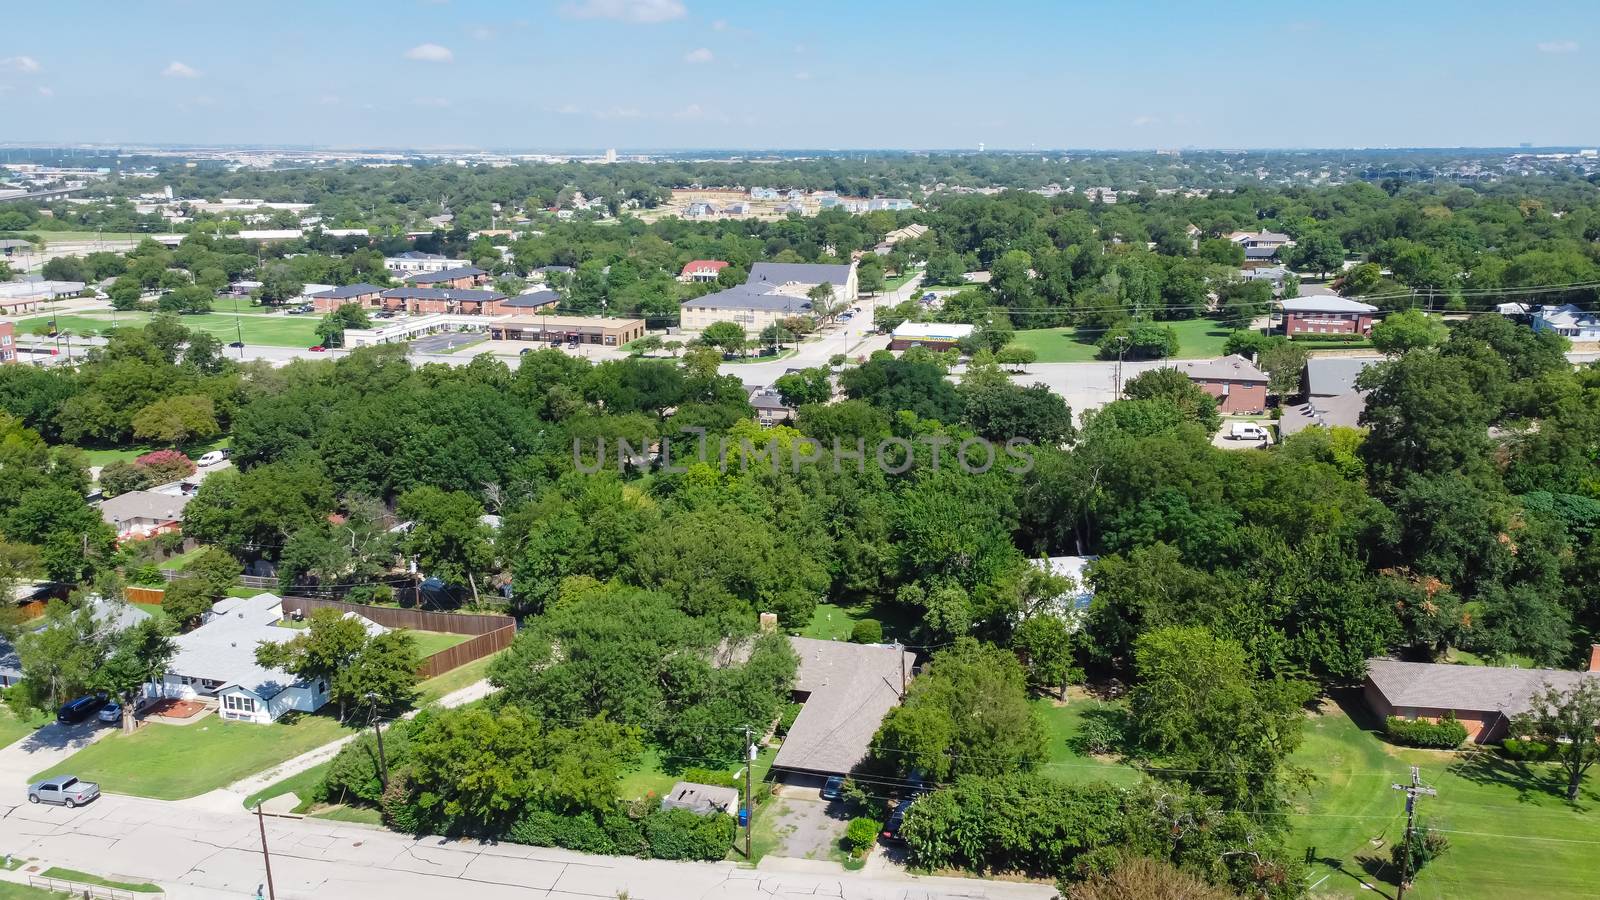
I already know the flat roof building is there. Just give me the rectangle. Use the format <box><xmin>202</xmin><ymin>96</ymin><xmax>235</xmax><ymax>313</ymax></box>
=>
<box><xmin>889</xmin><ymin>321</ymin><xmax>975</xmax><ymax>351</ymax></box>
<box><xmin>488</xmin><ymin>314</ymin><xmax>646</xmax><ymax>347</ymax></box>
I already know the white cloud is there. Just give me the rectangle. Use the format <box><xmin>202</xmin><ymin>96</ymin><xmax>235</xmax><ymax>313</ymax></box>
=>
<box><xmin>560</xmin><ymin>0</ymin><xmax>686</xmax><ymax>24</ymax></box>
<box><xmin>466</xmin><ymin>24</ymin><xmax>496</xmax><ymax>40</ymax></box>
<box><xmin>711</xmin><ymin>19</ymin><xmax>728</xmax><ymax>31</ymax></box>
<box><xmin>1</xmin><ymin>56</ymin><xmax>40</xmax><ymax>73</ymax></box>
<box><xmin>404</xmin><ymin>43</ymin><xmax>455</xmax><ymax>63</ymax></box>
<box><xmin>684</xmin><ymin>47</ymin><xmax>714</xmax><ymax>64</ymax></box>
<box><xmin>1131</xmin><ymin>115</ymin><xmax>1160</xmax><ymax>127</ymax></box>
<box><xmin>37</xmin><ymin>86</ymin><xmax>53</xmax><ymax>97</ymax></box>
<box><xmin>163</xmin><ymin>60</ymin><xmax>200</xmax><ymax>78</ymax></box>
<box><xmin>1537</xmin><ymin>40</ymin><xmax>1579</xmax><ymax>54</ymax></box>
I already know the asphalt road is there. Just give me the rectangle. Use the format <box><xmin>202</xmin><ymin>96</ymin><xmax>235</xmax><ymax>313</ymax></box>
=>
<box><xmin>0</xmin><ymin>792</ymin><xmax>1056</xmax><ymax>900</ymax></box>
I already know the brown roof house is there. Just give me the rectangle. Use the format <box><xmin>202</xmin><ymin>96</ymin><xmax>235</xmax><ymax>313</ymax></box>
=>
<box><xmin>772</xmin><ymin>637</ymin><xmax>917</xmax><ymax>778</ymax></box>
<box><xmin>1179</xmin><ymin>354</ymin><xmax>1269</xmax><ymax>415</ymax></box>
<box><xmin>1363</xmin><ymin>649</ymin><xmax>1600</xmax><ymax>744</ymax></box>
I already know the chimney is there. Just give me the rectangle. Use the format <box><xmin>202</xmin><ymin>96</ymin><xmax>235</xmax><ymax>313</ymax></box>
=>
<box><xmin>1589</xmin><ymin>644</ymin><xmax>1600</xmax><ymax>673</ymax></box>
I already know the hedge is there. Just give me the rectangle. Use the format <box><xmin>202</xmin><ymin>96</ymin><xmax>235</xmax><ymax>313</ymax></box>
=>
<box><xmin>504</xmin><ymin>805</ymin><xmax>732</xmax><ymax>861</ymax></box>
<box><xmin>1502</xmin><ymin>737</ymin><xmax>1558</xmax><ymax>761</ymax></box>
<box><xmin>1385</xmin><ymin>713</ymin><xmax>1468</xmax><ymax>748</ymax></box>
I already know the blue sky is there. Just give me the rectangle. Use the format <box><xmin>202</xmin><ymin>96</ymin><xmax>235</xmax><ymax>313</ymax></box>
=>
<box><xmin>2</xmin><ymin>0</ymin><xmax>1596</xmax><ymax>150</ymax></box>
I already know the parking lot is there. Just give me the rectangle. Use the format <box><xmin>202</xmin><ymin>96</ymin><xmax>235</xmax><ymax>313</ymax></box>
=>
<box><xmin>410</xmin><ymin>332</ymin><xmax>485</xmax><ymax>353</ymax></box>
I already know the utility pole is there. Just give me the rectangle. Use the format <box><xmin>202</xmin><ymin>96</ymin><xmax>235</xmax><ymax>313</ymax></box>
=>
<box><xmin>1390</xmin><ymin>765</ymin><xmax>1436</xmax><ymax>900</ymax></box>
<box><xmin>1114</xmin><ymin>334</ymin><xmax>1130</xmax><ymax>399</ymax></box>
<box><xmin>366</xmin><ymin>692</ymin><xmax>389</xmax><ymax>791</ymax></box>
<box><xmin>255</xmin><ymin>803</ymin><xmax>278</xmax><ymax>900</ymax></box>
<box><xmin>743</xmin><ymin>726</ymin><xmax>754</xmax><ymax>859</ymax></box>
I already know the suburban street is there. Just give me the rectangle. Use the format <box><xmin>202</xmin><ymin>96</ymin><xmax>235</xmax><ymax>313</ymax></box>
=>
<box><xmin>0</xmin><ymin>793</ymin><xmax>1055</xmax><ymax>900</ymax></box>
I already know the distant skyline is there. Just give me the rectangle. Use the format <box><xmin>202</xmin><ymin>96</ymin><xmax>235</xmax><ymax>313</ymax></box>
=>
<box><xmin>2</xmin><ymin>0</ymin><xmax>1596</xmax><ymax>150</ymax></box>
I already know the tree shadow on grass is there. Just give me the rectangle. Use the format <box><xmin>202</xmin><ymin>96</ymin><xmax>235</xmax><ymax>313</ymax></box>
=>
<box><xmin>1445</xmin><ymin>751</ymin><xmax>1595</xmax><ymax>809</ymax></box>
<box><xmin>1065</xmin><ymin>705</ymin><xmax>1134</xmax><ymax>758</ymax></box>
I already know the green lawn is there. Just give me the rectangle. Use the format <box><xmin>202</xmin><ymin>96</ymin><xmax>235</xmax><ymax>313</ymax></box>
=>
<box><xmin>0</xmin><ymin>706</ymin><xmax>49</xmax><ymax>750</ymax></box>
<box><xmin>1033</xmin><ymin>694</ymin><xmax>1143</xmax><ymax>786</ymax></box>
<box><xmin>19</xmin><ymin>310</ymin><xmax>321</xmax><ymax>348</ymax></box>
<box><xmin>415</xmin><ymin>649</ymin><xmax>502</xmax><ymax>705</ymax></box>
<box><xmin>1012</xmin><ymin>318</ymin><xmax>1236</xmax><ymax>362</ymax></box>
<box><xmin>408</xmin><ymin>630</ymin><xmax>472</xmax><ymax>657</ymax></box>
<box><xmin>32</xmin><ymin>712</ymin><xmax>355</xmax><ymax>800</ymax></box>
<box><xmin>82</xmin><ymin>435</ymin><xmax>230</xmax><ymax>468</ymax></box>
<box><xmin>883</xmin><ymin>271</ymin><xmax>920</xmax><ymax>292</ymax></box>
<box><xmin>619</xmin><ymin>746</ymin><xmax>682</xmax><ymax>802</ymax></box>
<box><xmin>0</xmin><ymin>883</ymin><xmax>67</xmax><ymax>899</ymax></box>
<box><xmin>797</xmin><ymin>601</ymin><xmax>915</xmax><ymax>643</ymax></box>
<box><xmin>1293</xmin><ymin>696</ymin><xmax>1600</xmax><ymax>900</ymax></box>
<box><xmin>40</xmin><ymin>868</ymin><xmax>159</xmax><ymax>893</ymax></box>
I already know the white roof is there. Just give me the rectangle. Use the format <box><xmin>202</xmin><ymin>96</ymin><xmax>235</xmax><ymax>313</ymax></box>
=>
<box><xmin>1279</xmin><ymin>296</ymin><xmax>1378</xmax><ymax>314</ymax></box>
<box><xmin>167</xmin><ymin>593</ymin><xmax>383</xmax><ymax>700</ymax></box>
<box><xmin>890</xmin><ymin>321</ymin><xmax>976</xmax><ymax>340</ymax></box>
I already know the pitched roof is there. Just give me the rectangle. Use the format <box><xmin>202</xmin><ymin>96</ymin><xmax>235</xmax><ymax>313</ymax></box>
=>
<box><xmin>773</xmin><ymin>637</ymin><xmax>915</xmax><ymax>776</ymax></box>
<box><xmin>747</xmin><ymin>261</ymin><xmax>853</xmax><ymax>288</ymax></box>
<box><xmin>1279</xmin><ymin>393</ymin><xmax>1368</xmax><ymax>435</ymax></box>
<box><xmin>168</xmin><ymin>593</ymin><xmax>385</xmax><ymax>700</ymax></box>
<box><xmin>683</xmin><ymin>284</ymin><xmax>813</xmax><ymax>314</ymax></box>
<box><xmin>1305</xmin><ymin>357</ymin><xmax>1378</xmax><ymax>396</ymax></box>
<box><xmin>99</xmin><ymin>490</ymin><xmax>192</xmax><ymax>525</ymax></box>
<box><xmin>382</xmin><ymin>287</ymin><xmax>505</xmax><ymax>302</ymax></box>
<box><xmin>501</xmin><ymin>289</ymin><xmax>561</xmax><ymax>308</ymax></box>
<box><xmin>405</xmin><ymin>266</ymin><xmax>487</xmax><ymax>284</ymax></box>
<box><xmin>1179</xmin><ymin>354</ymin><xmax>1268</xmax><ymax>384</ymax></box>
<box><xmin>680</xmin><ymin>259</ymin><xmax>729</xmax><ymax>276</ymax></box>
<box><xmin>1243</xmin><ymin>246</ymin><xmax>1280</xmax><ymax>259</ymax></box>
<box><xmin>1365</xmin><ymin>657</ymin><xmax>1598</xmax><ymax>718</ymax></box>
<box><xmin>309</xmin><ymin>282</ymin><xmax>386</xmax><ymax>300</ymax></box>
<box><xmin>1280</xmin><ymin>296</ymin><xmax>1379</xmax><ymax>314</ymax></box>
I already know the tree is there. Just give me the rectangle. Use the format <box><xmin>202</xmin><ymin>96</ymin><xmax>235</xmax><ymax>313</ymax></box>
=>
<box><xmin>1098</xmin><ymin>321</ymin><xmax>1179</xmax><ymax>360</ymax></box>
<box><xmin>872</xmin><ymin>638</ymin><xmax>1046</xmax><ymax>780</ymax></box>
<box><xmin>336</xmin><ymin>629</ymin><xmax>422</xmax><ymax>716</ymax></box>
<box><xmin>397</xmin><ymin>486</ymin><xmax>495</xmax><ymax>602</ymax></box>
<box><xmin>1012</xmin><ymin>614</ymin><xmax>1078</xmax><ymax>698</ymax></box>
<box><xmin>1122</xmin><ymin>368</ymin><xmax>1221</xmax><ymax>433</ymax></box>
<box><xmin>630</xmin><ymin>334</ymin><xmax>664</xmax><ymax>356</ymax></box>
<box><xmin>857</xmin><ymin>257</ymin><xmax>887</xmax><ymax>295</ymax></box>
<box><xmin>757</xmin><ymin>322</ymin><xmax>796</xmax><ymax>351</ymax></box>
<box><xmin>1291</xmin><ymin>230</ymin><xmax>1345</xmax><ymax>277</ymax></box>
<box><xmin>994</xmin><ymin>346</ymin><xmax>1037</xmax><ymax>371</ymax></box>
<box><xmin>316</xmin><ymin>303</ymin><xmax>374</xmax><ymax>348</ymax></box>
<box><xmin>1066</xmin><ymin>856</ymin><xmax>1242</xmax><ymax>900</ymax></box>
<box><xmin>1215</xmin><ymin>280</ymin><xmax>1273</xmax><ymax>330</ymax></box>
<box><xmin>1513</xmin><ymin>678</ymin><xmax>1600</xmax><ymax>801</ymax></box>
<box><xmin>700</xmin><ymin>321</ymin><xmax>747</xmax><ymax>355</ymax></box>
<box><xmin>99</xmin><ymin>617</ymin><xmax>176</xmax><ymax>733</ymax></box>
<box><xmin>1371</xmin><ymin>309</ymin><xmax>1449</xmax><ymax>355</ymax></box>
<box><xmin>254</xmin><ymin>263</ymin><xmax>304</xmax><ymax>307</ymax></box>
<box><xmin>10</xmin><ymin>601</ymin><xmax>104</xmax><ymax>713</ymax></box>
<box><xmin>130</xmin><ymin>394</ymin><xmax>220</xmax><ymax>447</ymax></box>
<box><xmin>1130</xmin><ymin>626</ymin><xmax>1314</xmax><ymax>813</ymax></box>
<box><xmin>255</xmin><ymin>607</ymin><xmax>371</xmax><ymax>719</ymax></box>
<box><xmin>807</xmin><ymin>281</ymin><xmax>839</xmax><ymax>322</ymax></box>
<box><xmin>1257</xmin><ymin>341</ymin><xmax>1309</xmax><ymax>398</ymax></box>
<box><xmin>773</xmin><ymin>367</ymin><xmax>832</xmax><ymax>408</ymax></box>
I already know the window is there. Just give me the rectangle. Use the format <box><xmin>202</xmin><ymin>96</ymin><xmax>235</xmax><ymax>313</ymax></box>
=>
<box><xmin>223</xmin><ymin>693</ymin><xmax>257</xmax><ymax>715</ymax></box>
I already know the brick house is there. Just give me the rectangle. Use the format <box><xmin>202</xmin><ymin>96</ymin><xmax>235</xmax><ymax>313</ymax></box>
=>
<box><xmin>308</xmin><ymin>283</ymin><xmax>388</xmax><ymax>312</ymax></box>
<box><xmin>379</xmin><ymin>287</ymin><xmax>507</xmax><ymax>316</ymax></box>
<box><xmin>1364</xmin><ymin>650</ymin><xmax>1600</xmax><ymax>744</ymax></box>
<box><xmin>1280</xmin><ymin>295</ymin><xmax>1379</xmax><ymax>337</ymax></box>
<box><xmin>1178</xmin><ymin>354</ymin><xmax>1269</xmax><ymax>414</ymax></box>
<box><xmin>0</xmin><ymin>321</ymin><xmax>15</xmax><ymax>364</ymax></box>
<box><xmin>403</xmin><ymin>266</ymin><xmax>491</xmax><ymax>290</ymax></box>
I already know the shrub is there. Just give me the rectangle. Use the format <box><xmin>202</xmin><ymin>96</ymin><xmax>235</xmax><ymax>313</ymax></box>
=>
<box><xmin>843</xmin><ymin>817</ymin><xmax>881</xmax><ymax>854</ymax></box>
<box><xmin>775</xmin><ymin>702</ymin><xmax>803</xmax><ymax>737</ymax></box>
<box><xmin>380</xmin><ymin>773</ymin><xmax>425</xmax><ymax>835</ymax></box>
<box><xmin>323</xmin><ymin>723</ymin><xmax>412</xmax><ymax>806</ymax></box>
<box><xmin>1501</xmin><ymin>737</ymin><xmax>1557</xmax><ymax>761</ymax></box>
<box><xmin>1390</xmin><ymin>822</ymin><xmax>1449</xmax><ymax>875</ymax></box>
<box><xmin>642</xmin><ymin>808</ymin><xmax>735</xmax><ymax>861</ymax></box>
<box><xmin>1069</xmin><ymin>708</ymin><xmax>1130</xmax><ymax>757</ymax></box>
<box><xmin>99</xmin><ymin>460</ymin><xmax>154</xmax><ymax>496</ymax></box>
<box><xmin>506</xmin><ymin>809</ymin><xmax>563</xmax><ymax>847</ymax></box>
<box><xmin>135</xmin><ymin>449</ymin><xmax>196</xmax><ymax>482</ymax></box>
<box><xmin>850</xmin><ymin>618</ymin><xmax>884</xmax><ymax>644</ymax></box>
<box><xmin>1385</xmin><ymin>713</ymin><xmax>1468</xmax><ymax>748</ymax></box>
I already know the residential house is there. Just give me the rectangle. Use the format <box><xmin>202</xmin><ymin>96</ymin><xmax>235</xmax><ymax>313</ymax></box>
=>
<box><xmin>99</xmin><ymin>488</ymin><xmax>194</xmax><ymax>541</ymax></box>
<box><xmin>1242</xmin><ymin>265</ymin><xmax>1290</xmax><ymax>287</ymax></box>
<box><xmin>0</xmin><ymin>321</ymin><xmax>15</xmax><ymax>364</ymax></box>
<box><xmin>308</xmin><ymin>283</ymin><xmax>388</xmax><ymax>312</ymax></box>
<box><xmin>867</xmin><ymin>198</ymin><xmax>914</xmax><ymax>211</ymax></box>
<box><xmin>384</xmin><ymin>251</ymin><xmax>470</xmax><ymax>276</ymax></box>
<box><xmin>1179</xmin><ymin>354</ymin><xmax>1269</xmax><ymax>415</ymax></box>
<box><xmin>0</xmin><ymin>597</ymin><xmax>151</xmax><ymax>688</ymax></box>
<box><xmin>404</xmin><ymin>266</ymin><xmax>491</xmax><ymax>290</ymax></box>
<box><xmin>147</xmin><ymin>593</ymin><xmax>385</xmax><ymax>724</ymax></box>
<box><xmin>1280</xmin><ymin>294</ymin><xmax>1379</xmax><ymax>337</ymax></box>
<box><xmin>750</xmin><ymin>187</ymin><xmax>781</xmax><ymax>201</ymax></box>
<box><xmin>882</xmin><ymin>223</ymin><xmax>929</xmax><ymax>246</ymax></box>
<box><xmin>679</xmin><ymin>284</ymin><xmax>813</xmax><ymax>333</ymax></box>
<box><xmin>1227</xmin><ymin>230</ymin><xmax>1293</xmax><ymax>251</ymax></box>
<box><xmin>772</xmin><ymin>637</ymin><xmax>917</xmax><ymax>778</ymax></box>
<box><xmin>746</xmin><ymin>261</ymin><xmax>858</xmax><ymax>303</ymax></box>
<box><xmin>748</xmin><ymin>387</ymin><xmax>796</xmax><ymax>426</ymax></box>
<box><xmin>1363</xmin><ymin>650</ymin><xmax>1600</xmax><ymax>744</ymax></box>
<box><xmin>889</xmin><ymin>321</ymin><xmax>975</xmax><ymax>351</ymax></box>
<box><xmin>531</xmin><ymin>265</ymin><xmax>574</xmax><ymax>282</ymax></box>
<box><xmin>1532</xmin><ymin>304</ymin><xmax>1600</xmax><ymax>341</ymax></box>
<box><xmin>1279</xmin><ymin>355</ymin><xmax>1376</xmax><ymax>436</ymax></box>
<box><xmin>679</xmin><ymin>260</ymin><xmax>729</xmax><ymax>283</ymax></box>
<box><xmin>660</xmin><ymin>782</ymin><xmax>739</xmax><ymax>816</ymax></box>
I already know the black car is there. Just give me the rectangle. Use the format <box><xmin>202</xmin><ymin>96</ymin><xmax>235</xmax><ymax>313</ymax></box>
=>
<box><xmin>57</xmin><ymin>694</ymin><xmax>107</xmax><ymax>725</ymax></box>
<box><xmin>881</xmin><ymin>800</ymin><xmax>912</xmax><ymax>843</ymax></box>
<box><xmin>228</xmin><ymin>340</ymin><xmax>245</xmax><ymax>348</ymax></box>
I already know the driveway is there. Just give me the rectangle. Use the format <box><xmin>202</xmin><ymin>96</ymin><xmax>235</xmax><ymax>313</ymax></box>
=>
<box><xmin>0</xmin><ymin>720</ymin><xmax>114</xmax><ymax>791</ymax></box>
<box><xmin>761</xmin><ymin>789</ymin><xmax>851</xmax><ymax>862</ymax></box>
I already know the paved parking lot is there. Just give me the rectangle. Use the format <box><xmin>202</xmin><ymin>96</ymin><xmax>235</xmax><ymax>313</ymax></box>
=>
<box><xmin>410</xmin><ymin>332</ymin><xmax>485</xmax><ymax>354</ymax></box>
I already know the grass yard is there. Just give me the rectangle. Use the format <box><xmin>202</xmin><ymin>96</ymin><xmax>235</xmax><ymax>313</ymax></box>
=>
<box><xmin>81</xmin><ymin>435</ymin><xmax>230</xmax><ymax>468</ymax></box>
<box><xmin>883</xmin><ymin>271</ymin><xmax>920</xmax><ymax>292</ymax></box>
<box><xmin>407</xmin><ymin>629</ymin><xmax>473</xmax><ymax>657</ymax></box>
<box><xmin>0</xmin><ymin>883</ymin><xmax>67</xmax><ymax>899</ymax></box>
<box><xmin>40</xmin><ymin>868</ymin><xmax>159</xmax><ymax>893</ymax></box>
<box><xmin>1033</xmin><ymin>694</ymin><xmax>1143</xmax><ymax>786</ymax></box>
<box><xmin>619</xmin><ymin>746</ymin><xmax>681</xmax><ymax>802</ymax></box>
<box><xmin>1293</xmin><ymin>696</ymin><xmax>1600</xmax><ymax>900</ymax></box>
<box><xmin>32</xmin><ymin>712</ymin><xmax>355</xmax><ymax>800</ymax></box>
<box><xmin>797</xmin><ymin>601</ymin><xmax>915</xmax><ymax>643</ymax></box>
<box><xmin>1013</xmin><ymin>318</ymin><xmax>1236</xmax><ymax>362</ymax></box>
<box><xmin>18</xmin><ymin>310</ymin><xmax>321</xmax><ymax>347</ymax></box>
<box><xmin>415</xmin><ymin>649</ymin><xmax>503</xmax><ymax>705</ymax></box>
<box><xmin>243</xmin><ymin>759</ymin><xmax>331</xmax><ymax>812</ymax></box>
<box><xmin>0</xmin><ymin>706</ymin><xmax>49</xmax><ymax>750</ymax></box>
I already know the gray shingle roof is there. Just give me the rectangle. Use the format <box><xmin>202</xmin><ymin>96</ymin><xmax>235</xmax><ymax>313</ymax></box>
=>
<box><xmin>683</xmin><ymin>284</ymin><xmax>813</xmax><ymax>314</ymax></box>
<box><xmin>501</xmin><ymin>289</ymin><xmax>561</xmax><ymax>308</ymax></box>
<box><xmin>1179</xmin><ymin>354</ymin><xmax>1268</xmax><ymax>384</ymax></box>
<box><xmin>747</xmin><ymin>261</ymin><xmax>852</xmax><ymax>288</ymax></box>
<box><xmin>405</xmin><ymin>266</ymin><xmax>487</xmax><ymax>284</ymax></box>
<box><xmin>1305</xmin><ymin>357</ymin><xmax>1378</xmax><ymax>396</ymax></box>
<box><xmin>1366</xmin><ymin>657</ymin><xmax>1597</xmax><ymax>718</ymax></box>
<box><xmin>1280</xmin><ymin>296</ymin><xmax>1378</xmax><ymax>314</ymax></box>
<box><xmin>309</xmin><ymin>282</ymin><xmax>385</xmax><ymax>300</ymax></box>
<box><xmin>99</xmin><ymin>490</ymin><xmax>192</xmax><ymax>525</ymax></box>
<box><xmin>382</xmin><ymin>287</ymin><xmax>505</xmax><ymax>302</ymax></box>
<box><xmin>168</xmin><ymin>593</ymin><xmax>383</xmax><ymax>700</ymax></box>
<box><xmin>773</xmin><ymin>637</ymin><xmax>915</xmax><ymax>777</ymax></box>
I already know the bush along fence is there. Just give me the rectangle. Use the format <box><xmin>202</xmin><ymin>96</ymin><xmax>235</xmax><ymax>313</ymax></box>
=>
<box><xmin>1385</xmin><ymin>713</ymin><xmax>1468</xmax><ymax>748</ymax></box>
<box><xmin>279</xmin><ymin>596</ymin><xmax>516</xmax><ymax>679</ymax></box>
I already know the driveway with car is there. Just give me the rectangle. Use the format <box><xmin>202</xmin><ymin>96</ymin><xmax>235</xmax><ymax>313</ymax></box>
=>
<box><xmin>0</xmin><ymin>719</ymin><xmax>113</xmax><ymax>791</ymax></box>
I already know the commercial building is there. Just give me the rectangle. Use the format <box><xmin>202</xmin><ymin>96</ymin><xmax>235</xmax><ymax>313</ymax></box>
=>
<box><xmin>1179</xmin><ymin>354</ymin><xmax>1269</xmax><ymax>415</ymax></box>
<box><xmin>404</xmin><ymin>266</ymin><xmax>491</xmax><ymax>290</ymax></box>
<box><xmin>487</xmin><ymin>314</ymin><xmax>646</xmax><ymax>347</ymax></box>
<box><xmin>1279</xmin><ymin>295</ymin><xmax>1380</xmax><ymax>337</ymax></box>
<box><xmin>1363</xmin><ymin>650</ymin><xmax>1600</xmax><ymax>744</ymax></box>
<box><xmin>385</xmin><ymin>251</ymin><xmax>470</xmax><ymax>276</ymax></box>
<box><xmin>747</xmin><ymin>261</ymin><xmax>858</xmax><ymax>303</ymax></box>
<box><xmin>341</xmin><ymin>314</ymin><xmax>494</xmax><ymax>348</ymax></box>
<box><xmin>889</xmin><ymin>321</ymin><xmax>975</xmax><ymax>351</ymax></box>
<box><xmin>679</xmin><ymin>284</ymin><xmax>813</xmax><ymax>333</ymax></box>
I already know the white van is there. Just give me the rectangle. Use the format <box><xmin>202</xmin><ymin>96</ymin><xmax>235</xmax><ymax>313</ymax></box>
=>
<box><xmin>196</xmin><ymin>448</ymin><xmax>231</xmax><ymax>467</ymax></box>
<box><xmin>1229</xmin><ymin>423</ymin><xmax>1270</xmax><ymax>442</ymax></box>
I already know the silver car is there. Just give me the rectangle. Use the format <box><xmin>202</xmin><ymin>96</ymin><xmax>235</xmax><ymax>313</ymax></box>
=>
<box><xmin>27</xmin><ymin>776</ymin><xmax>100</xmax><ymax>808</ymax></box>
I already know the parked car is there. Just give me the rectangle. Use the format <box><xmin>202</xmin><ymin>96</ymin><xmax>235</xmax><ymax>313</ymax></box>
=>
<box><xmin>96</xmin><ymin>701</ymin><xmax>122</xmax><ymax>724</ymax></box>
<box><xmin>56</xmin><ymin>694</ymin><xmax>106</xmax><ymax>725</ymax></box>
<box><xmin>308</xmin><ymin>345</ymin><xmax>326</xmax><ymax>352</ymax></box>
<box><xmin>880</xmin><ymin>801</ymin><xmax>910</xmax><ymax>843</ymax></box>
<box><xmin>28</xmin><ymin>776</ymin><xmax>100</xmax><ymax>808</ymax></box>
<box><xmin>1229</xmin><ymin>422</ymin><xmax>1270</xmax><ymax>442</ymax></box>
<box><xmin>821</xmin><ymin>775</ymin><xmax>844</xmax><ymax>800</ymax></box>
<box><xmin>196</xmin><ymin>448</ymin><xmax>231</xmax><ymax>467</ymax></box>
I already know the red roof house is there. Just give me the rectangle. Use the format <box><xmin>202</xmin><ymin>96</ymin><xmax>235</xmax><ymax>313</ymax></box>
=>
<box><xmin>679</xmin><ymin>260</ymin><xmax>730</xmax><ymax>283</ymax></box>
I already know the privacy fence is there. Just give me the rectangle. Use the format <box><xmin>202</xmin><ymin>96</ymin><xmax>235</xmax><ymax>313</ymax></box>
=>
<box><xmin>277</xmin><ymin>595</ymin><xmax>516</xmax><ymax>679</ymax></box>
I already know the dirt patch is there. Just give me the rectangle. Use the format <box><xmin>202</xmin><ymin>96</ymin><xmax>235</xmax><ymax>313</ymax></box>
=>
<box><xmin>144</xmin><ymin>698</ymin><xmax>206</xmax><ymax>719</ymax></box>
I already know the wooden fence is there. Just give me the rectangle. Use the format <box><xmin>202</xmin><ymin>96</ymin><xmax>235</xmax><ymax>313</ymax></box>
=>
<box><xmin>278</xmin><ymin>595</ymin><xmax>515</xmax><ymax>679</ymax></box>
<box><xmin>126</xmin><ymin>586</ymin><xmax>165</xmax><ymax>605</ymax></box>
